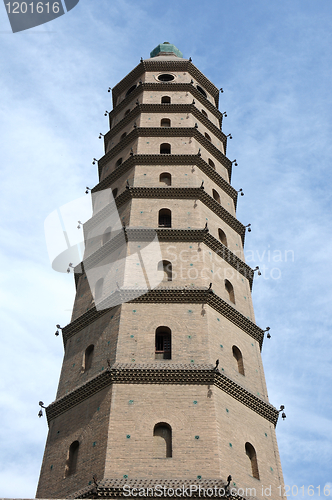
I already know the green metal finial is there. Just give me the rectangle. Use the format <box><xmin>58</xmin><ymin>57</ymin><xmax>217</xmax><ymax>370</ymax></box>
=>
<box><xmin>150</xmin><ymin>42</ymin><xmax>183</xmax><ymax>58</ymax></box>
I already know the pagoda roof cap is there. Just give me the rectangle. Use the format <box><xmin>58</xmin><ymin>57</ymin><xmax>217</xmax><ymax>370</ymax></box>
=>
<box><xmin>150</xmin><ymin>42</ymin><xmax>183</xmax><ymax>59</ymax></box>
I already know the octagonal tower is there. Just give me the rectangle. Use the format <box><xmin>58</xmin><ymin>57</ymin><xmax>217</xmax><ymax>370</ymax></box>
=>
<box><xmin>36</xmin><ymin>43</ymin><xmax>285</xmax><ymax>500</ymax></box>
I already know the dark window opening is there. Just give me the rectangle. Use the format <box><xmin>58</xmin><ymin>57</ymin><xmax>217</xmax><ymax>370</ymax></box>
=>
<box><xmin>218</xmin><ymin>228</ymin><xmax>227</xmax><ymax>247</ymax></box>
<box><xmin>65</xmin><ymin>441</ymin><xmax>79</xmax><ymax>477</ymax></box>
<box><xmin>232</xmin><ymin>345</ymin><xmax>245</xmax><ymax>375</ymax></box>
<box><xmin>160</xmin><ymin>172</ymin><xmax>171</xmax><ymax>185</ymax></box>
<box><xmin>155</xmin><ymin>326</ymin><xmax>172</xmax><ymax>360</ymax></box>
<box><xmin>125</xmin><ymin>84</ymin><xmax>137</xmax><ymax>97</ymax></box>
<box><xmin>112</xmin><ymin>188</ymin><xmax>118</xmax><ymax>199</ymax></box>
<box><xmin>158</xmin><ymin>74</ymin><xmax>175</xmax><ymax>82</ymax></box>
<box><xmin>160</xmin><ymin>143</ymin><xmax>171</xmax><ymax>154</ymax></box>
<box><xmin>245</xmin><ymin>442</ymin><xmax>260</xmax><ymax>480</ymax></box>
<box><xmin>205</xmin><ymin>132</ymin><xmax>211</xmax><ymax>142</ymax></box>
<box><xmin>212</xmin><ymin>189</ymin><xmax>221</xmax><ymax>204</ymax></box>
<box><xmin>208</xmin><ymin>158</ymin><xmax>215</xmax><ymax>169</ymax></box>
<box><xmin>225</xmin><ymin>279</ymin><xmax>235</xmax><ymax>304</ymax></box>
<box><xmin>158</xmin><ymin>260</ymin><xmax>172</xmax><ymax>281</ymax></box>
<box><xmin>197</xmin><ymin>85</ymin><xmax>207</xmax><ymax>98</ymax></box>
<box><xmin>125</xmin><ymin>109</ymin><xmax>131</xmax><ymax>116</ymax></box>
<box><xmin>120</xmin><ymin>132</ymin><xmax>127</xmax><ymax>141</ymax></box>
<box><xmin>84</xmin><ymin>344</ymin><xmax>94</xmax><ymax>372</ymax></box>
<box><xmin>153</xmin><ymin>423</ymin><xmax>172</xmax><ymax>458</ymax></box>
<box><xmin>161</xmin><ymin>118</ymin><xmax>171</xmax><ymax>127</ymax></box>
<box><xmin>161</xmin><ymin>96</ymin><xmax>171</xmax><ymax>103</ymax></box>
<box><xmin>201</xmin><ymin>109</ymin><xmax>208</xmax><ymax>118</ymax></box>
<box><xmin>116</xmin><ymin>158</ymin><xmax>123</xmax><ymax>168</ymax></box>
<box><xmin>158</xmin><ymin>208</ymin><xmax>171</xmax><ymax>228</ymax></box>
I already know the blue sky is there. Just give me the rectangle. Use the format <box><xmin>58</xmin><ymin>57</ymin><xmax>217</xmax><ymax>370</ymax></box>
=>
<box><xmin>0</xmin><ymin>0</ymin><xmax>331</xmax><ymax>497</ymax></box>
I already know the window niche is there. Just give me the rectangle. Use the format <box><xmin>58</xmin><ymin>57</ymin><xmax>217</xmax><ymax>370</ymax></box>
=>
<box><xmin>245</xmin><ymin>442</ymin><xmax>260</xmax><ymax>480</ymax></box>
<box><xmin>83</xmin><ymin>344</ymin><xmax>94</xmax><ymax>372</ymax></box>
<box><xmin>64</xmin><ymin>441</ymin><xmax>79</xmax><ymax>477</ymax></box>
<box><xmin>160</xmin><ymin>143</ymin><xmax>171</xmax><ymax>154</ymax></box>
<box><xmin>225</xmin><ymin>279</ymin><xmax>235</xmax><ymax>304</ymax></box>
<box><xmin>160</xmin><ymin>172</ymin><xmax>171</xmax><ymax>185</ymax></box>
<box><xmin>153</xmin><ymin>423</ymin><xmax>172</xmax><ymax>458</ymax></box>
<box><xmin>158</xmin><ymin>260</ymin><xmax>172</xmax><ymax>281</ymax></box>
<box><xmin>155</xmin><ymin>326</ymin><xmax>171</xmax><ymax>359</ymax></box>
<box><xmin>232</xmin><ymin>345</ymin><xmax>245</xmax><ymax>375</ymax></box>
<box><xmin>158</xmin><ymin>208</ymin><xmax>171</xmax><ymax>227</ymax></box>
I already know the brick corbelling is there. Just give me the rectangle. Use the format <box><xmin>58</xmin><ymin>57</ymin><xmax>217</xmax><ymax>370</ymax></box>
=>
<box><xmin>103</xmin><ymin>128</ymin><xmax>227</xmax><ymax>167</ymax></box>
<box><xmin>111</xmin><ymin>83</ymin><xmax>221</xmax><ymax>124</ymax></box>
<box><xmin>111</xmin><ymin>61</ymin><xmax>219</xmax><ymax>105</ymax></box>
<box><xmin>62</xmin><ymin>289</ymin><xmax>264</xmax><ymax>348</ymax></box>
<box><xmin>85</xmin><ymin>187</ymin><xmax>245</xmax><ymax>242</ymax></box>
<box><xmin>107</xmin><ymin>104</ymin><xmax>224</xmax><ymax>142</ymax></box>
<box><xmin>96</xmin><ymin>154</ymin><xmax>234</xmax><ymax>193</ymax></box>
<box><xmin>46</xmin><ymin>363</ymin><xmax>278</xmax><ymax>425</ymax></box>
<box><xmin>143</xmin><ymin>60</ymin><xmax>220</xmax><ymax>102</ymax></box>
<box><xmin>129</xmin><ymin>289</ymin><xmax>263</xmax><ymax>346</ymax></box>
<box><xmin>62</xmin><ymin>306</ymin><xmax>111</xmax><ymax>346</ymax></box>
<box><xmin>70</xmin><ymin>478</ymin><xmax>247</xmax><ymax>500</ymax></box>
<box><xmin>77</xmin><ymin>228</ymin><xmax>253</xmax><ymax>287</ymax></box>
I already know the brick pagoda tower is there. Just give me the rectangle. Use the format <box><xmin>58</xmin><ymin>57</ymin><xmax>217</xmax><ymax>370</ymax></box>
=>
<box><xmin>36</xmin><ymin>43</ymin><xmax>285</xmax><ymax>500</ymax></box>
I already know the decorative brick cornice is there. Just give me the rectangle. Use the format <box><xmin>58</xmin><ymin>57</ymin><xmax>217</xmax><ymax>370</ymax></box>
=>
<box><xmin>111</xmin><ymin>61</ymin><xmax>219</xmax><ymax>107</ymax></box>
<box><xmin>111</xmin><ymin>83</ymin><xmax>221</xmax><ymax>129</ymax></box>
<box><xmin>80</xmin><ymin>228</ymin><xmax>253</xmax><ymax>289</ymax></box>
<box><xmin>46</xmin><ymin>363</ymin><xmax>278</xmax><ymax>426</ymax></box>
<box><xmin>108</xmin><ymin>104</ymin><xmax>224</xmax><ymax>143</ymax></box>
<box><xmin>70</xmin><ymin>477</ymin><xmax>248</xmax><ymax>500</ymax></box>
<box><xmin>102</xmin><ymin>128</ymin><xmax>228</xmax><ymax>169</ymax></box>
<box><xmin>62</xmin><ymin>288</ymin><xmax>264</xmax><ymax>348</ymax></box>
<box><xmin>97</xmin><ymin>153</ymin><xmax>233</xmax><ymax>186</ymax></box>
<box><xmin>85</xmin><ymin>186</ymin><xmax>245</xmax><ymax>243</ymax></box>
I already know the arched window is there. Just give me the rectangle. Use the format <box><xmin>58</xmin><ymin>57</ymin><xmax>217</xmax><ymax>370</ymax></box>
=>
<box><xmin>232</xmin><ymin>345</ymin><xmax>245</xmax><ymax>375</ymax></box>
<box><xmin>160</xmin><ymin>172</ymin><xmax>171</xmax><ymax>185</ymax></box>
<box><xmin>161</xmin><ymin>96</ymin><xmax>171</xmax><ymax>104</ymax></box>
<box><xmin>208</xmin><ymin>158</ymin><xmax>215</xmax><ymax>169</ymax></box>
<box><xmin>153</xmin><ymin>423</ymin><xmax>172</xmax><ymax>458</ymax></box>
<box><xmin>205</xmin><ymin>132</ymin><xmax>211</xmax><ymax>142</ymax></box>
<box><xmin>161</xmin><ymin>118</ymin><xmax>171</xmax><ymax>127</ymax></box>
<box><xmin>158</xmin><ymin>209</ymin><xmax>171</xmax><ymax>228</ymax></box>
<box><xmin>212</xmin><ymin>189</ymin><xmax>221</xmax><ymax>204</ymax></box>
<box><xmin>125</xmin><ymin>84</ymin><xmax>137</xmax><ymax>97</ymax></box>
<box><xmin>201</xmin><ymin>109</ymin><xmax>208</xmax><ymax>118</ymax></box>
<box><xmin>124</xmin><ymin>109</ymin><xmax>131</xmax><ymax>116</ymax></box>
<box><xmin>160</xmin><ymin>143</ymin><xmax>171</xmax><ymax>154</ymax></box>
<box><xmin>120</xmin><ymin>132</ymin><xmax>127</xmax><ymax>141</ymax></box>
<box><xmin>158</xmin><ymin>260</ymin><xmax>172</xmax><ymax>281</ymax></box>
<box><xmin>102</xmin><ymin>227</ymin><xmax>112</xmax><ymax>245</ymax></box>
<box><xmin>197</xmin><ymin>85</ymin><xmax>207</xmax><ymax>98</ymax></box>
<box><xmin>115</xmin><ymin>158</ymin><xmax>122</xmax><ymax>168</ymax></box>
<box><xmin>218</xmin><ymin>228</ymin><xmax>227</xmax><ymax>247</ymax></box>
<box><xmin>155</xmin><ymin>326</ymin><xmax>172</xmax><ymax>360</ymax></box>
<box><xmin>64</xmin><ymin>441</ymin><xmax>79</xmax><ymax>477</ymax></box>
<box><xmin>112</xmin><ymin>188</ymin><xmax>118</xmax><ymax>199</ymax></box>
<box><xmin>83</xmin><ymin>344</ymin><xmax>94</xmax><ymax>372</ymax></box>
<box><xmin>225</xmin><ymin>279</ymin><xmax>235</xmax><ymax>304</ymax></box>
<box><xmin>95</xmin><ymin>278</ymin><xmax>104</xmax><ymax>302</ymax></box>
<box><xmin>245</xmin><ymin>442</ymin><xmax>260</xmax><ymax>479</ymax></box>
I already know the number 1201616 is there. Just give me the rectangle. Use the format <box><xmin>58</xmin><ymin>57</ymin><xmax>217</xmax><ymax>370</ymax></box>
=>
<box><xmin>5</xmin><ymin>2</ymin><xmax>60</xmax><ymax>13</ymax></box>
<box><xmin>278</xmin><ymin>485</ymin><xmax>331</xmax><ymax>496</ymax></box>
